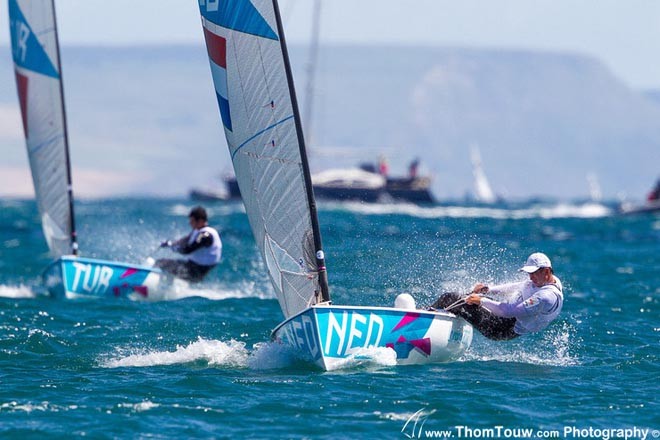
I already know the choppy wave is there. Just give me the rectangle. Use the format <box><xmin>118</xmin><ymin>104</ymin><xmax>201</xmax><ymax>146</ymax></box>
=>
<box><xmin>103</xmin><ymin>339</ymin><xmax>314</xmax><ymax>371</ymax></box>
<box><xmin>116</xmin><ymin>401</ymin><xmax>160</xmax><ymax>413</ymax></box>
<box><xmin>149</xmin><ymin>279</ymin><xmax>273</xmax><ymax>302</ymax></box>
<box><xmin>323</xmin><ymin>201</ymin><xmax>612</xmax><ymax>219</ymax></box>
<box><xmin>0</xmin><ymin>284</ymin><xmax>37</xmax><ymax>299</ymax></box>
<box><xmin>102</xmin><ymin>339</ymin><xmax>401</xmax><ymax>372</ymax></box>
<box><xmin>0</xmin><ymin>401</ymin><xmax>79</xmax><ymax>414</ymax></box>
<box><xmin>101</xmin><ymin>338</ymin><xmax>249</xmax><ymax>368</ymax></box>
<box><xmin>0</xmin><ymin>281</ymin><xmax>271</xmax><ymax>303</ymax></box>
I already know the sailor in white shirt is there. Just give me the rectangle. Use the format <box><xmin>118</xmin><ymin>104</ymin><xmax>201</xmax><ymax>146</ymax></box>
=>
<box><xmin>430</xmin><ymin>252</ymin><xmax>563</xmax><ymax>340</ymax></box>
<box><xmin>156</xmin><ymin>206</ymin><xmax>222</xmax><ymax>282</ymax></box>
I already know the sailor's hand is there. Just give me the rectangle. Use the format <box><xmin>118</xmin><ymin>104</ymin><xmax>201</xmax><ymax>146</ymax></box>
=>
<box><xmin>465</xmin><ymin>294</ymin><xmax>482</xmax><ymax>305</ymax></box>
<box><xmin>471</xmin><ymin>283</ymin><xmax>489</xmax><ymax>294</ymax></box>
<box><xmin>160</xmin><ymin>240</ymin><xmax>172</xmax><ymax>248</ymax></box>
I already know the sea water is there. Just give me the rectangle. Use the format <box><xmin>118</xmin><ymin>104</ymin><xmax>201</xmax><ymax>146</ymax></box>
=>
<box><xmin>0</xmin><ymin>198</ymin><xmax>657</xmax><ymax>439</ymax></box>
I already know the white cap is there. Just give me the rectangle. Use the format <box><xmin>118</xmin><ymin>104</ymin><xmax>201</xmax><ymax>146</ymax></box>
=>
<box><xmin>519</xmin><ymin>252</ymin><xmax>552</xmax><ymax>273</ymax></box>
<box><xmin>394</xmin><ymin>293</ymin><xmax>416</xmax><ymax>310</ymax></box>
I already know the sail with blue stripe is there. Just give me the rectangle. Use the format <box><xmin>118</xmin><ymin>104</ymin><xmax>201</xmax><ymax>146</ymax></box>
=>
<box><xmin>9</xmin><ymin>0</ymin><xmax>76</xmax><ymax>258</ymax></box>
<box><xmin>197</xmin><ymin>0</ymin><xmax>329</xmax><ymax>318</ymax></box>
<box><xmin>196</xmin><ymin>0</ymin><xmax>473</xmax><ymax>371</ymax></box>
<box><xmin>9</xmin><ymin>1</ymin><xmax>167</xmax><ymax>300</ymax></box>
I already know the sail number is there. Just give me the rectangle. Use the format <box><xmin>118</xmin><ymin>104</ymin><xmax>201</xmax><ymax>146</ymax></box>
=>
<box><xmin>10</xmin><ymin>17</ymin><xmax>30</xmax><ymax>63</ymax></box>
<box><xmin>69</xmin><ymin>262</ymin><xmax>115</xmax><ymax>294</ymax></box>
<box><xmin>323</xmin><ymin>311</ymin><xmax>384</xmax><ymax>356</ymax></box>
<box><xmin>279</xmin><ymin>310</ymin><xmax>386</xmax><ymax>360</ymax></box>
<box><xmin>280</xmin><ymin>313</ymin><xmax>320</xmax><ymax>359</ymax></box>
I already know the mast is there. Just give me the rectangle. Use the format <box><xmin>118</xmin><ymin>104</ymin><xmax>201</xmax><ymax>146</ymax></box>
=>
<box><xmin>272</xmin><ymin>0</ymin><xmax>329</xmax><ymax>302</ymax></box>
<box><xmin>51</xmin><ymin>0</ymin><xmax>77</xmax><ymax>255</ymax></box>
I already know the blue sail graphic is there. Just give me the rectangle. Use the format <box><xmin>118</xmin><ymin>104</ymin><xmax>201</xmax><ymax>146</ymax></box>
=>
<box><xmin>9</xmin><ymin>0</ymin><xmax>59</xmax><ymax>78</ymax></box>
<box><xmin>199</xmin><ymin>0</ymin><xmax>278</xmax><ymax>40</ymax></box>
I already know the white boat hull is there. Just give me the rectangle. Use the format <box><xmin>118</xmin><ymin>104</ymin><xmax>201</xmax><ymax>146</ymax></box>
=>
<box><xmin>43</xmin><ymin>256</ymin><xmax>163</xmax><ymax>300</ymax></box>
<box><xmin>619</xmin><ymin>199</ymin><xmax>660</xmax><ymax>215</ymax></box>
<box><xmin>272</xmin><ymin>304</ymin><xmax>472</xmax><ymax>370</ymax></box>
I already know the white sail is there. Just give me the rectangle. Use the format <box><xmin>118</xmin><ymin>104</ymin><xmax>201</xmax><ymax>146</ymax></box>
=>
<box><xmin>586</xmin><ymin>172</ymin><xmax>602</xmax><ymax>202</ymax></box>
<box><xmin>470</xmin><ymin>144</ymin><xmax>497</xmax><ymax>204</ymax></box>
<box><xmin>9</xmin><ymin>0</ymin><xmax>76</xmax><ymax>258</ymax></box>
<box><xmin>198</xmin><ymin>0</ymin><xmax>329</xmax><ymax>318</ymax></box>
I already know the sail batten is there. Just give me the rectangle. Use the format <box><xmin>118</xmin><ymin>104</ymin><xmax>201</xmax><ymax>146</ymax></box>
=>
<box><xmin>9</xmin><ymin>0</ymin><xmax>77</xmax><ymax>258</ymax></box>
<box><xmin>198</xmin><ymin>0</ymin><xmax>329</xmax><ymax>318</ymax></box>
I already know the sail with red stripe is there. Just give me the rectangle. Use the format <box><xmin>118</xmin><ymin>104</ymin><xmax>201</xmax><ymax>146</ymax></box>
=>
<box><xmin>203</xmin><ymin>28</ymin><xmax>232</xmax><ymax>131</ymax></box>
<box><xmin>197</xmin><ymin>0</ymin><xmax>329</xmax><ymax>318</ymax></box>
<box><xmin>9</xmin><ymin>0</ymin><xmax>76</xmax><ymax>258</ymax></box>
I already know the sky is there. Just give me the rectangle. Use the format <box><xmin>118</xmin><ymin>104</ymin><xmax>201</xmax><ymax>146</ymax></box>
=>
<box><xmin>2</xmin><ymin>0</ymin><xmax>660</xmax><ymax>89</ymax></box>
<box><xmin>1</xmin><ymin>1</ymin><xmax>659</xmax><ymax>199</ymax></box>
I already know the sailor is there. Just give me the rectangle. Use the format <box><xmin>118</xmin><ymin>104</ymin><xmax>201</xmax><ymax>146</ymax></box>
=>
<box><xmin>647</xmin><ymin>178</ymin><xmax>660</xmax><ymax>202</ymax></box>
<box><xmin>378</xmin><ymin>155</ymin><xmax>389</xmax><ymax>176</ymax></box>
<box><xmin>429</xmin><ymin>252</ymin><xmax>563</xmax><ymax>340</ymax></box>
<box><xmin>156</xmin><ymin>206</ymin><xmax>222</xmax><ymax>282</ymax></box>
<box><xmin>408</xmin><ymin>158</ymin><xmax>420</xmax><ymax>179</ymax></box>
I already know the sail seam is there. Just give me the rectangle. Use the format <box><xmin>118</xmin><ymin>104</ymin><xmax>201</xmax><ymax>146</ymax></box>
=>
<box><xmin>231</xmin><ymin>115</ymin><xmax>294</xmax><ymax>161</ymax></box>
<box><xmin>27</xmin><ymin>134</ymin><xmax>64</xmax><ymax>156</ymax></box>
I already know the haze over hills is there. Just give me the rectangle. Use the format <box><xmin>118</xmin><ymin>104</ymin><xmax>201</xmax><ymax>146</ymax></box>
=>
<box><xmin>1</xmin><ymin>44</ymin><xmax>658</xmax><ymax>200</ymax></box>
<box><xmin>311</xmin><ymin>46</ymin><xmax>660</xmax><ymax>201</ymax></box>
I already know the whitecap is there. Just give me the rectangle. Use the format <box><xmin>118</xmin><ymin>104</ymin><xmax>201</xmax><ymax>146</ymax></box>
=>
<box><xmin>0</xmin><ymin>401</ymin><xmax>77</xmax><ymax>413</ymax></box>
<box><xmin>118</xmin><ymin>401</ymin><xmax>160</xmax><ymax>412</ymax></box>
<box><xmin>321</xmin><ymin>201</ymin><xmax>612</xmax><ymax>220</ymax></box>
<box><xmin>101</xmin><ymin>337</ymin><xmax>249</xmax><ymax>368</ymax></box>
<box><xmin>0</xmin><ymin>284</ymin><xmax>36</xmax><ymax>299</ymax></box>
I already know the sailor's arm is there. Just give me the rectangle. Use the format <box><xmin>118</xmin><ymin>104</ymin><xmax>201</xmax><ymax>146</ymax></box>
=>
<box><xmin>161</xmin><ymin>234</ymin><xmax>190</xmax><ymax>251</ymax></box>
<box><xmin>477</xmin><ymin>297</ymin><xmax>528</xmax><ymax>318</ymax></box>
<box><xmin>466</xmin><ymin>288</ymin><xmax>559</xmax><ymax>319</ymax></box>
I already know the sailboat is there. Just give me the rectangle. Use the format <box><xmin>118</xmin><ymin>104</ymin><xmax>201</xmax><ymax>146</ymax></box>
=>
<box><xmin>586</xmin><ymin>172</ymin><xmax>603</xmax><ymax>203</ymax></box>
<box><xmin>469</xmin><ymin>144</ymin><xmax>498</xmax><ymax>204</ymax></box>
<box><xmin>619</xmin><ymin>177</ymin><xmax>660</xmax><ymax>215</ymax></box>
<box><xmin>197</xmin><ymin>0</ymin><xmax>472</xmax><ymax>370</ymax></box>
<box><xmin>9</xmin><ymin>0</ymin><xmax>162</xmax><ymax>299</ymax></box>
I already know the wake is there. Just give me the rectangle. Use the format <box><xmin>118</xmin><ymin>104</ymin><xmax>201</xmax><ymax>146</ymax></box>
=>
<box><xmin>100</xmin><ymin>338</ymin><xmax>399</xmax><ymax>371</ymax></box>
<box><xmin>460</xmin><ymin>321</ymin><xmax>580</xmax><ymax>366</ymax></box>
<box><xmin>101</xmin><ymin>337</ymin><xmax>249</xmax><ymax>368</ymax></box>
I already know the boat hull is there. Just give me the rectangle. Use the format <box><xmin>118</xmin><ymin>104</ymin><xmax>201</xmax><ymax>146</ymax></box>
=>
<box><xmin>43</xmin><ymin>256</ymin><xmax>162</xmax><ymax>299</ymax></box>
<box><xmin>386</xmin><ymin>177</ymin><xmax>435</xmax><ymax>203</ymax></box>
<box><xmin>189</xmin><ymin>188</ymin><xmax>228</xmax><ymax>202</ymax></box>
<box><xmin>312</xmin><ymin>176</ymin><xmax>434</xmax><ymax>204</ymax></box>
<box><xmin>272</xmin><ymin>304</ymin><xmax>472</xmax><ymax>370</ymax></box>
<box><xmin>313</xmin><ymin>185</ymin><xmax>384</xmax><ymax>203</ymax></box>
<box><xmin>619</xmin><ymin>199</ymin><xmax>660</xmax><ymax>215</ymax></box>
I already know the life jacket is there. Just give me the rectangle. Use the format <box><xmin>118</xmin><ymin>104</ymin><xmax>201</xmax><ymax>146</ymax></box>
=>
<box><xmin>187</xmin><ymin>226</ymin><xmax>222</xmax><ymax>266</ymax></box>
